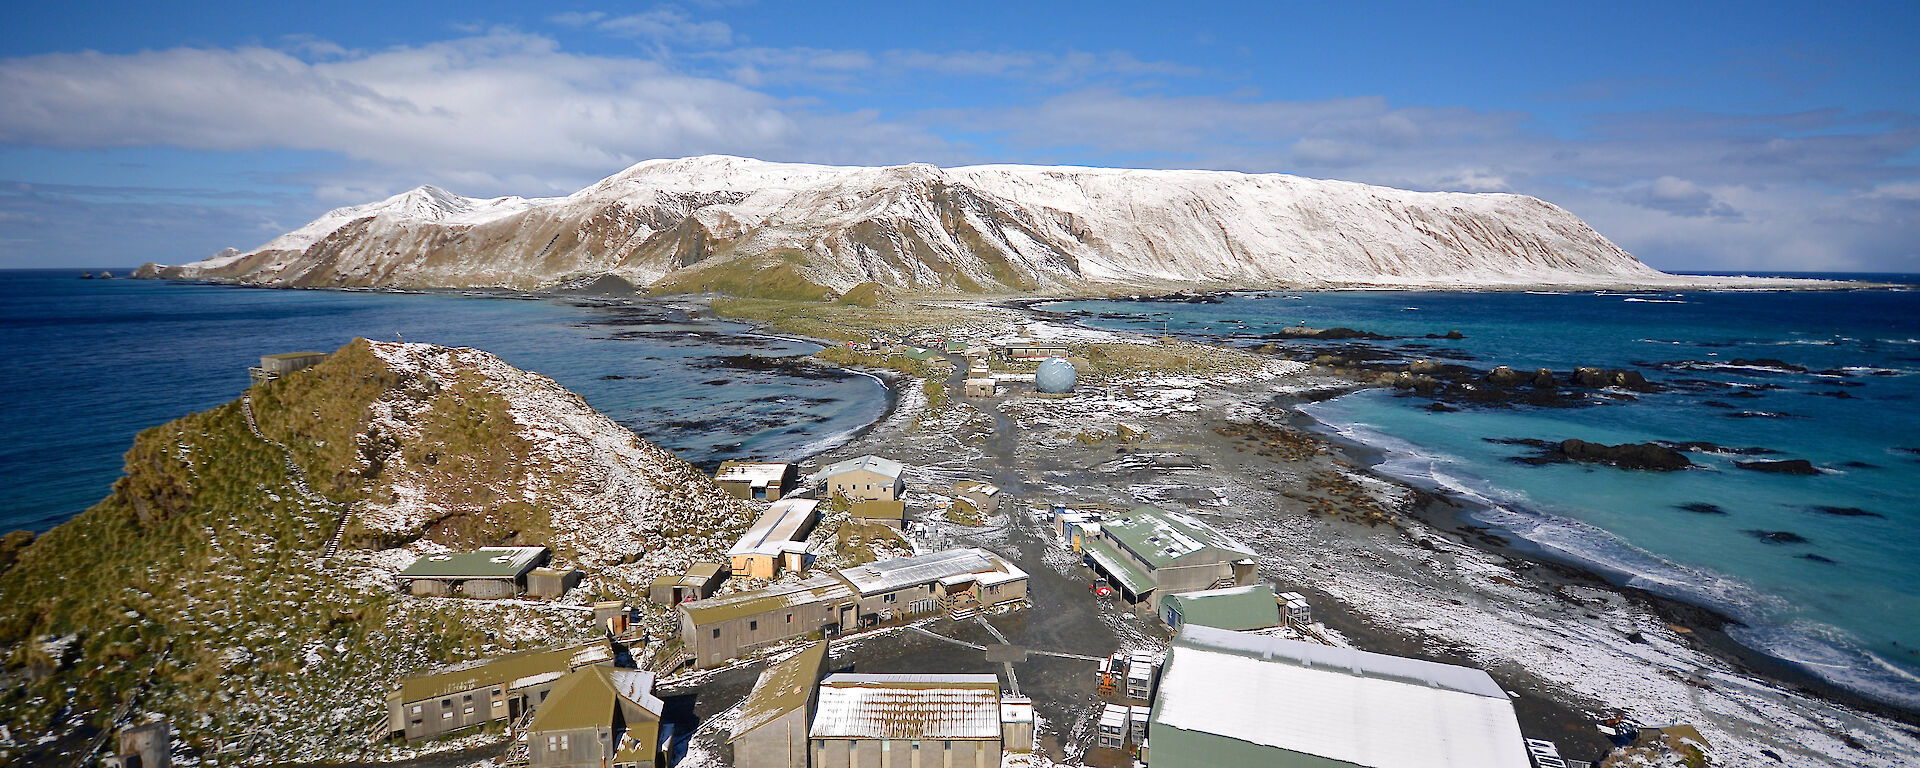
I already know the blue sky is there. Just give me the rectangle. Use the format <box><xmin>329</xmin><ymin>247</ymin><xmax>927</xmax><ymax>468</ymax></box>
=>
<box><xmin>2</xmin><ymin>1</ymin><xmax>1915</xmax><ymax>272</ymax></box>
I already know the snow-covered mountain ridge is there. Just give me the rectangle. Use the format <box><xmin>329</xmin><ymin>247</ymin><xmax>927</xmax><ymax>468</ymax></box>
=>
<box><xmin>142</xmin><ymin>155</ymin><xmax>1758</xmax><ymax>292</ymax></box>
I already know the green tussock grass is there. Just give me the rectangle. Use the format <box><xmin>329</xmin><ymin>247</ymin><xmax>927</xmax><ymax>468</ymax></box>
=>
<box><xmin>649</xmin><ymin>250</ymin><xmax>836</xmax><ymax>302</ymax></box>
<box><xmin>0</xmin><ymin>340</ymin><xmax>595</xmax><ymax>765</ymax></box>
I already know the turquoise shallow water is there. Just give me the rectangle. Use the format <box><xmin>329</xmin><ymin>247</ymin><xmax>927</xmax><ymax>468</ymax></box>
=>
<box><xmin>0</xmin><ymin>270</ymin><xmax>887</xmax><ymax>533</ymax></box>
<box><xmin>1050</xmin><ymin>275</ymin><xmax>1920</xmax><ymax>709</ymax></box>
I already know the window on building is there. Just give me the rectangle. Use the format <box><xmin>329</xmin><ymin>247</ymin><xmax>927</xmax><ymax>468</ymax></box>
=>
<box><xmin>944</xmin><ymin>741</ymin><xmax>952</xmax><ymax>751</ymax></box>
<box><xmin>749</xmin><ymin>620</ymin><xmax>758</xmax><ymax>631</ymax></box>
<box><xmin>462</xmin><ymin>694</ymin><xmax>472</xmax><ymax>702</ymax></box>
<box><xmin>786</xmin><ymin>613</ymin><xmax>793</xmax><ymax>623</ymax></box>
<box><xmin>492</xmin><ymin>687</ymin><xmax>502</xmax><ymax>696</ymax></box>
<box><xmin>712</xmin><ymin>628</ymin><xmax>721</xmax><ymax>638</ymax></box>
<box><xmin>441</xmin><ymin>699</ymin><xmax>451</xmax><ymax>708</ymax></box>
<box><xmin>883</xmin><ymin>593</ymin><xmax>897</xmax><ymax>603</ymax></box>
<box><xmin>442</xmin><ymin>712</ymin><xmax>453</xmax><ymax>720</ymax></box>
<box><xmin>410</xmin><ymin>705</ymin><xmax>422</xmax><ymax>715</ymax></box>
<box><xmin>547</xmin><ymin>736</ymin><xmax>558</xmax><ymax>752</ymax></box>
<box><xmin>463</xmin><ymin>706</ymin><xmax>474</xmax><ymax>715</ymax></box>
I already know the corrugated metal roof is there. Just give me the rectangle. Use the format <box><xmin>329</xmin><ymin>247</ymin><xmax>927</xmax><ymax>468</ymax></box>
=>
<box><xmin>398</xmin><ymin>546</ymin><xmax>548</xmax><ymax>579</ymax></box>
<box><xmin>1161</xmin><ymin>585</ymin><xmax>1281</xmax><ymax>631</ymax></box>
<box><xmin>733</xmin><ymin>641</ymin><xmax>830</xmax><ymax>738</ymax></box>
<box><xmin>728</xmin><ymin>499</ymin><xmax>819</xmax><ymax>558</ymax></box>
<box><xmin>819</xmin><ymin>454</ymin><xmax>905</xmax><ymax>481</ymax></box>
<box><xmin>1084</xmin><ymin>540</ymin><xmax>1152</xmax><ymax>596</ymax></box>
<box><xmin>1151</xmin><ymin>626</ymin><xmax>1529</xmax><ymax>768</ymax></box>
<box><xmin>1102</xmin><ymin>507</ymin><xmax>1253</xmax><ymax>569</ymax></box>
<box><xmin>681</xmin><ymin>574</ymin><xmax>851</xmax><ymax>626</ymax></box>
<box><xmin>715</xmin><ymin>461</ymin><xmax>790</xmax><ymax>486</ymax></box>
<box><xmin>810</xmin><ymin>674</ymin><xmax>1002</xmax><ymax>740</ymax></box>
<box><xmin>834</xmin><ymin>548</ymin><xmax>1015</xmax><ymax>596</ymax></box>
<box><xmin>398</xmin><ymin>644</ymin><xmax>583</xmax><ymax>702</ymax></box>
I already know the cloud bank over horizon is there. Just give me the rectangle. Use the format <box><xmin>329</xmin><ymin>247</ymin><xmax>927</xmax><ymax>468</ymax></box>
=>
<box><xmin>1</xmin><ymin>4</ymin><xmax>1914</xmax><ymax>273</ymax></box>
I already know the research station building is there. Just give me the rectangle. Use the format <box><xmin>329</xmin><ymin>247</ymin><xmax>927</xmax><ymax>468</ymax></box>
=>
<box><xmin>1082</xmin><ymin>507</ymin><xmax>1256</xmax><ymax>610</ymax></box>
<box><xmin>819</xmin><ymin>455</ymin><xmax>905</xmax><ymax>502</ymax></box>
<box><xmin>1149</xmin><ymin>626</ymin><xmax>1531</xmax><ymax>768</ymax></box>
<box><xmin>729</xmin><ymin>641</ymin><xmax>832</xmax><ymax>768</ymax></box>
<box><xmin>679</xmin><ymin>575</ymin><xmax>855</xmax><ymax>668</ymax></box>
<box><xmin>714</xmin><ymin>461</ymin><xmax>800</xmax><ymax>501</ymax></box>
<box><xmin>396</xmin><ymin>546</ymin><xmax>551</xmax><ymax>599</ymax></box>
<box><xmin>728</xmin><ymin>499</ymin><xmax>821</xmax><ymax>579</ymax></box>
<box><xmin>809</xmin><ymin>674</ymin><xmax>1005</xmax><ymax>768</ymax></box>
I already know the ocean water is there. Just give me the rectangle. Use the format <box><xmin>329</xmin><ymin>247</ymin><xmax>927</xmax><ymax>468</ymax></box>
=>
<box><xmin>1049</xmin><ymin>275</ymin><xmax>1920</xmax><ymax>709</ymax></box>
<box><xmin>0</xmin><ymin>270</ymin><xmax>886</xmax><ymax>534</ymax></box>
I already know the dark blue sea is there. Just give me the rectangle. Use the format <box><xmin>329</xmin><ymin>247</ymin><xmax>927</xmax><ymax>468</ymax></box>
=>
<box><xmin>0</xmin><ymin>270</ymin><xmax>886</xmax><ymax>533</ymax></box>
<box><xmin>1050</xmin><ymin>274</ymin><xmax>1920</xmax><ymax>710</ymax></box>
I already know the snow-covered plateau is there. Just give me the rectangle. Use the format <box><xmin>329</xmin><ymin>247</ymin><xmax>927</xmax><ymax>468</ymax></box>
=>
<box><xmin>138</xmin><ymin>155</ymin><xmax>1796</xmax><ymax>293</ymax></box>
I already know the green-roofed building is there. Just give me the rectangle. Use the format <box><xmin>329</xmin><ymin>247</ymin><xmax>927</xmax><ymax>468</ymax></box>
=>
<box><xmin>396</xmin><ymin>546</ymin><xmax>551</xmax><ymax>599</ymax></box>
<box><xmin>386</xmin><ymin>643</ymin><xmax>611</xmax><ymax>742</ymax></box>
<box><xmin>729</xmin><ymin>641</ymin><xmax>831</xmax><ymax>768</ymax></box>
<box><xmin>527</xmin><ymin>665</ymin><xmax>665</xmax><ymax>768</ymax></box>
<box><xmin>1160</xmin><ymin>585</ymin><xmax>1281</xmax><ymax>632</ymax></box>
<box><xmin>1083</xmin><ymin>507</ymin><xmax>1257</xmax><ymax>610</ymax></box>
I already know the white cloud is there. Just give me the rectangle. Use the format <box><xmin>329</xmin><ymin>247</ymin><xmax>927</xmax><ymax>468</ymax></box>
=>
<box><xmin>0</xmin><ymin>29</ymin><xmax>953</xmax><ymax>199</ymax></box>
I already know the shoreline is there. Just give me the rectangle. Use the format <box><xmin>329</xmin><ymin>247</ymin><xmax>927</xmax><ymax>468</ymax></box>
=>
<box><xmin>1281</xmin><ymin>400</ymin><xmax>1920</xmax><ymax>727</ymax></box>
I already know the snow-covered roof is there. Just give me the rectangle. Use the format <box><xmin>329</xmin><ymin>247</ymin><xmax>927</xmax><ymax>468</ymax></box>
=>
<box><xmin>834</xmin><ymin>548</ymin><xmax>1022</xmax><ymax>596</ymax></box>
<box><xmin>398</xmin><ymin>546</ymin><xmax>548</xmax><ymax>579</ymax></box>
<box><xmin>819</xmin><ymin>454</ymin><xmax>905</xmax><ymax>481</ymax></box>
<box><xmin>682</xmin><ymin>575</ymin><xmax>852</xmax><ymax>626</ymax></box>
<box><xmin>714</xmin><ymin>461</ymin><xmax>790</xmax><ymax>488</ymax></box>
<box><xmin>1152</xmin><ymin>626</ymin><xmax>1529</xmax><ymax>768</ymax></box>
<box><xmin>810</xmin><ymin>674</ymin><xmax>1002</xmax><ymax>740</ymax></box>
<box><xmin>728</xmin><ymin>499</ymin><xmax>820</xmax><ymax>558</ymax></box>
<box><xmin>1102</xmin><ymin>507</ymin><xmax>1253</xmax><ymax>568</ymax></box>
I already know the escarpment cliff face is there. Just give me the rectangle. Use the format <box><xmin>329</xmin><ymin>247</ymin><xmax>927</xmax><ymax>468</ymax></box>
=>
<box><xmin>142</xmin><ymin>155</ymin><xmax>1684</xmax><ymax>294</ymax></box>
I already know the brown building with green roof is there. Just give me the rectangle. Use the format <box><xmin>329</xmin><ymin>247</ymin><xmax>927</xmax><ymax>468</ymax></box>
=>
<box><xmin>679</xmin><ymin>575</ymin><xmax>855</xmax><ymax>668</ymax></box>
<box><xmin>729</xmin><ymin>641</ymin><xmax>831</xmax><ymax>768</ymax></box>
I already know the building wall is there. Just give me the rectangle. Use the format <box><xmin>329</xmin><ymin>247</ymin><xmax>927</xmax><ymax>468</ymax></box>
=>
<box><xmin>851</xmin><ymin>582</ymin><xmax>943</xmax><ymax>622</ymax></box>
<box><xmin>683</xmin><ymin>599</ymin><xmax>844</xmax><ymax>667</ymax></box>
<box><xmin>396</xmin><ymin>682</ymin><xmax>512</xmax><ymax>741</ymax></box>
<box><xmin>733</xmin><ymin>707</ymin><xmax>810</xmax><ymax>768</ymax></box>
<box><xmin>730</xmin><ymin>553</ymin><xmax>779</xmax><ymax>580</ymax></box>
<box><xmin>461</xmin><ymin>578</ymin><xmax>519</xmax><ymax>599</ymax></box>
<box><xmin>826</xmin><ymin>468</ymin><xmax>900</xmax><ymax>502</ymax></box>
<box><xmin>528</xmin><ymin>725</ymin><xmax>611</xmax><ymax>768</ymax></box>
<box><xmin>812</xmin><ymin>737</ymin><xmax>998</xmax><ymax>768</ymax></box>
<box><xmin>979</xmin><ymin>577</ymin><xmax>1027</xmax><ymax>608</ymax></box>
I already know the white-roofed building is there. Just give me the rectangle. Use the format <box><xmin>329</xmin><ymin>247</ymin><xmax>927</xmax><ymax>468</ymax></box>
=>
<box><xmin>1149</xmin><ymin>625</ymin><xmax>1531</xmax><ymax>768</ymax></box>
<box><xmin>728</xmin><ymin>498</ymin><xmax>821</xmax><ymax>579</ymax></box>
<box><xmin>833</xmin><ymin>548</ymin><xmax>1028</xmax><ymax>627</ymax></box>
<box><xmin>819</xmin><ymin>454</ymin><xmax>906</xmax><ymax>501</ymax></box>
<box><xmin>714</xmin><ymin>461</ymin><xmax>799</xmax><ymax>501</ymax></box>
<box><xmin>809</xmin><ymin>673</ymin><xmax>1003</xmax><ymax>768</ymax></box>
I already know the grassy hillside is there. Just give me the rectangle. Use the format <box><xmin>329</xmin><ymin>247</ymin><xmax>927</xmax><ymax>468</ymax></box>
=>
<box><xmin>0</xmin><ymin>340</ymin><xmax>745</xmax><ymax>765</ymax></box>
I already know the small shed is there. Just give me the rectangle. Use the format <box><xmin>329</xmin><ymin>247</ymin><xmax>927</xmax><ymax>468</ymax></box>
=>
<box><xmin>1126</xmin><ymin>651</ymin><xmax>1159</xmax><ymax>701</ymax></box>
<box><xmin>953</xmin><ymin>482</ymin><xmax>1001</xmax><ymax>518</ymax></box>
<box><xmin>592</xmin><ymin>601</ymin><xmax>629</xmax><ymax>636</ymax></box>
<box><xmin>397</xmin><ymin>546</ymin><xmax>549</xmax><ymax>599</ymax></box>
<box><xmin>525</xmin><ymin>567</ymin><xmax>582</xmax><ymax>600</ymax></box>
<box><xmin>714</xmin><ymin>461</ymin><xmax>799</xmax><ymax>501</ymax></box>
<box><xmin>250</xmin><ymin>351</ymin><xmax>329</xmax><ymax>383</ymax></box>
<box><xmin>1160</xmin><ymin>585</ymin><xmax>1282</xmax><ymax>632</ymax></box>
<box><xmin>1279</xmin><ymin>590</ymin><xmax>1312</xmax><ymax>627</ymax></box>
<box><xmin>1001</xmin><ymin>696</ymin><xmax>1035</xmax><ymax>753</ymax></box>
<box><xmin>963</xmin><ymin>377</ymin><xmax>995</xmax><ymax>398</ymax></box>
<box><xmin>102</xmin><ymin>720</ymin><xmax>170</xmax><ymax>768</ymax></box>
<box><xmin>847</xmin><ymin>500</ymin><xmax>906</xmax><ymax>529</ymax></box>
<box><xmin>649</xmin><ymin>562</ymin><xmax>728</xmax><ymax>605</ymax></box>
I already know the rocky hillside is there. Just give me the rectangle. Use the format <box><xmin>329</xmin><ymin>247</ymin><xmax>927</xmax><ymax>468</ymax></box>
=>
<box><xmin>0</xmin><ymin>339</ymin><xmax>754</xmax><ymax>765</ymax></box>
<box><xmin>138</xmin><ymin>155</ymin><xmax>1690</xmax><ymax>294</ymax></box>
